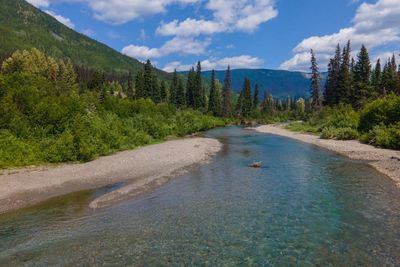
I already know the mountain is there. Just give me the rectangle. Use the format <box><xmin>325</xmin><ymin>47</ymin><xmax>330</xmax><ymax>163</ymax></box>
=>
<box><xmin>0</xmin><ymin>0</ymin><xmax>167</xmax><ymax>78</ymax></box>
<box><xmin>201</xmin><ymin>69</ymin><xmax>327</xmax><ymax>99</ymax></box>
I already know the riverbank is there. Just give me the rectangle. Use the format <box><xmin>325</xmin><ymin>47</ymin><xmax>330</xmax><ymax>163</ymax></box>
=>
<box><xmin>0</xmin><ymin>137</ymin><xmax>222</xmax><ymax>214</ymax></box>
<box><xmin>254</xmin><ymin>125</ymin><xmax>400</xmax><ymax>186</ymax></box>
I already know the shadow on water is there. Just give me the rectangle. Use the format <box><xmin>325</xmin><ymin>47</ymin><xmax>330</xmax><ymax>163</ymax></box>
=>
<box><xmin>0</xmin><ymin>126</ymin><xmax>399</xmax><ymax>266</ymax></box>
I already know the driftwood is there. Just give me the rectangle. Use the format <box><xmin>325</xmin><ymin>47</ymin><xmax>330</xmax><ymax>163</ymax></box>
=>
<box><xmin>250</xmin><ymin>161</ymin><xmax>262</xmax><ymax>168</ymax></box>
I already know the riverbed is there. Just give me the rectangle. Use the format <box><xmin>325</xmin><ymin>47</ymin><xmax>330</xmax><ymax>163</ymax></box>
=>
<box><xmin>0</xmin><ymin>126</ymin><xmax>399</xmax><ymax>266</ymax></box>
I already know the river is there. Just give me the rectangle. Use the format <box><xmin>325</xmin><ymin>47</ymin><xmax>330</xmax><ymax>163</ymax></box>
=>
<box><xmin>0</xmin><ymin>126</ymin><xmax>399</xmax><ymax>266</ymax></box>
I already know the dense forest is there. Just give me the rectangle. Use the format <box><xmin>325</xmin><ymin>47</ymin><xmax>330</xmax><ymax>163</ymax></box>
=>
<box><xmin>285</xmin><ymin>42</ymin><xmax>400</xmax><ymax>149</ymax></box>
<box><xmin>0</xmin><ymin>49</ymin><xmax>229</xmax><ymax>168</ymax></box>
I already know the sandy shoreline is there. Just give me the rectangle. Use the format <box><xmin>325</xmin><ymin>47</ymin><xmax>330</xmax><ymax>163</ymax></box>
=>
<box><xmin>0</xmin><ymin>137</ymin><xmax>222</xmax><ymax>214</ymax></box>
<box><xmin>254</xmin><ymin>125</ymin><xmax>400</xmax><ymax>186</ymax></box>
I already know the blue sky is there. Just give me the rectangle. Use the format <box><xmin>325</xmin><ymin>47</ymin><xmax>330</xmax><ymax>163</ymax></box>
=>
<box><xmin>28</xmin><ymin>0</ymin><xmax>400</xmax><ymax>72</ymax></box>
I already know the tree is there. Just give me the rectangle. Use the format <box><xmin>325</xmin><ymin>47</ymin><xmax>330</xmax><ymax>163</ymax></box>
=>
<box><xmin>194</xmin><ymin>61</ymin><xmax>205</xmax><ymax>109</ymax></box>
<box><xmin>337</xmin><ymin>41</ymin><xmax>352</xmax><ymax>104</ymax></box>
<box><xmin>143</xmin><ymin>59</ymin><xmax>153</xmax><ymax>99</ymax></box>
<box><xmin>176</xmin><ymin>78</ymin><xmax>186</xmax><ymax>108</ymax></box>
<box><xmin>208</xmin><ymin>70</ymin><xmax>222</xmax><ymax>116</ymax></box>
<box><xmin>126</xmin><ymin>70</ymin><xmax>134</xmax><ymax>100</ymax></box>
<box><xmin>135</xmin><ymin>71</ymin><xmax>144</xmax><ymax>99</ymax></box>
<box><xmin>186</xmin><ymin>67</ymin><xmax>195</xmax><ymax>108</ymax></box>
<box><xmin>222</xmin><ymin>66</ymin><xmax>232</xmax><ymax>117</ymax></box>
<box><xmin>160</xmin><ymin>80</ymin><xmax>168</xmax><ymax>102</ymax></box>
<box><xmin>170</xmin><ymin>70</ymin><xmax>178</xmax><ymax>104</ymax></box>
<box><xmin>324</xmin><ymin>44</ymin><xmax>341</xmax><ymax>105</ymax></box>
<box><xmin>151</xmin><ymin>74</ymin><xmax>161</xmax><ymax>103</ymax></box>
<box><xmin>261</xmin><ymin>90</ymin><xmax>274</xmax><ymax>115</ymax></box>
<box><xmin>253</xmin><ymin>84</ymin><xmax>260</xmax><ymax>111</ymax></box>
<box><xmin>241</xmin><ymin>78</ymin><xmax>252</xmax><ymax>117</ymax></box>
<box><xmin>296</xmin><ymin>98</ymin><xmax>306</xmax><ymax>114</ymax></box>
<box><xmin>353</xmin><ymin>45</ymin><xmax>372</xmax><ymax>108</ymax></box>
<box><xmin>371</xmin><ymin>59</ymin><xmax>382</xmax><ymax>96</ymax></box>
<box><xmin>310</xmin><ymin>49</ymin><xmax>322</xmax><ymax>110</ymax></box>
<box><xmin>235</xmin><ymin>91</ymin><xmax>243</xmax><ymax>117</ymax></box>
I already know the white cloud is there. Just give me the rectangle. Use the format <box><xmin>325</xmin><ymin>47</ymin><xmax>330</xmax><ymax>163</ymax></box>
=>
<box><xmin>281</xmin><ymin>0</ymin><xmax>400</xmax><ymax>71</ymax></box>
<box><xmin>122</xmin><ymin>37</ymin><xmax>211</xmax><ymax>60</ymax></box>
<box><xmin>87</xmin><ymin>0</ymin><xmax>200</xmax><ymax>24</ymax></box>
<box><xmin>28</xmin><ymin>0</ymin><xmax>200</xmax><ymax>24</ymax></box>
<box><xmin>26</xmin><ymin>0</ymin><xmax>50</xmax><ymax>7</ymax></box>
<box><xmin>45</xmin><ymin>10</ymin><xmax>75</xmax><ymax>29</ymax></box>
<box><xmin>81</xmin><ymin>28</ymin><xmax>95</xmax><ymax>37</ymax></box>
<box><xmin>157</xmin><ymin>0</ymin><xmax>278</xmax><ymax>36</ymax></box>
<box><xmin>163</xmin><ymin>55</ymin><xmax>264</xmax><ymax>72</ymax></box>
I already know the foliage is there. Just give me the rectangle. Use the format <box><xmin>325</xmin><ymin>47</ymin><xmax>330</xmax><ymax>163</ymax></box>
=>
<box><xmin>361</xmin><ymin>123</ymin><xmax>400</xmax><ymax>149</ymax></box>
<box><xmin>0</xmin><ymin>49</ymin><xmax>228</xmax><ymax>168</ymax></box>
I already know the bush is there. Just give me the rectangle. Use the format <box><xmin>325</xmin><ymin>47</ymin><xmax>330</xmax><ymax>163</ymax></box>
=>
<box><xmin>361</xmin><ymin>123</ymin><xmax>400</xmax><ymax>149</ymax></box>
<box><xmin>320</xmin><ymin>127</ymin><xmax>359</xmax><ymax>140</ymax></box>
<box><xmin>359</xmin><ymin>94</ymin><xmax>400</xmax><ymax>132</ymax></box>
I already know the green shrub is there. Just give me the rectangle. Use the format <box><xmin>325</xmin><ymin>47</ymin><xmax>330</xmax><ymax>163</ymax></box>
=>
<box><xmin>362</xmin><ymin>123</ymin><xmax>400</xmax><ymax>149</ymax></box>
<box><xmin>359</xmin><ymin>94</ymin><xmax>400</xmax><ymax>132</ymax></box>
<box><xmin>320</xmin><ymin>127</ymin><xmax>359</xmax><ymax>140</ymax></box>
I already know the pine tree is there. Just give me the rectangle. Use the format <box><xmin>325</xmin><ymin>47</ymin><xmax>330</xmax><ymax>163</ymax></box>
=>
<box><xmin>151</xmin><ymin>74</ymin><xmax>161</xmax><ymax>103</ymax></box>
<box><xmin>310</xmin><ymin>49</ymin><xmax>322</xmax><ymax>110</ymax></box>
<box><xmin>194</xmin><ymin>62</ymin><xmax>205</xmax><ymax>109</ymax></box>
<box><xmin>371</xmin><ymin>59</ymin><xmax>382</xmax><ymax>96</ymax></box>
<box><xmin>253</xmin><ymin>84</ymin><xmax>260</xmax><ymax>111</ymax></box>
<box><xmin>241</xmin><ymin>78</ymin><xmax>253</xmax><ymax>117</ymax></box>
<box><xmin>261</xmin><ymin>90</ymin><xmax>274</xmax><ymax>114</ymax></box>
<box><xmin>222</xmin><ymin>65</ymin><xmax>232</xmax><ymax>117</ymax></box>
<box><xmin>186</xmin><ymin>67</ymin><xmax>195</xmax><ymax>108</ymax></box>
<box><xmin>353</xmin><ymin>45</ymin><xmax>372</xmax><ymax>108</ymax></box>
<box><xmin>337</xmin><ymin>41</ymin><xmax>352</xmax><ymax>104</ymax></box>
<box><xmin>143</xmin><ymin>59</ymin><xmax>153</xmax><ymax>99</ymax></box>
<box><xmin>176</xmin><ymin>78</ymin><xmax>186</xmax><ymax>108</ymax></box>
<box><xmin>160</xmin><ymin>80</ymin><xmax>168</xmax><ymax>102</ymax></box>
<box><xmin>135</xmin><ymin>70</ymin><xmax>144</xmax><ymax>99</ymax></box>
<box><xmin>170</xmin><ymin>70</ymin><xmax>178</xmax><ymax>104</ymax></box>
<box><xmin>324</xmin><ymin>44</ymin><xmax>341</xmax><ymax>105</ymax></box>
<box><xmin>208</xmin><ymin>70</ymin><xmax>222</xmax><ymax>116</ymax></box>
<box><xmin>381</xmin><ymin>62</ymin><xmax>390</xmax><ymax>96</ymax></box>
<box><xmin>126</xmin><ymin>70</ymin><xmax>134</xmax><ymax>100</ymax></box>
<box><xmin>235</xmin><ymin>91</ymin><xmax>243</xmax><ymax>117</ymax></box>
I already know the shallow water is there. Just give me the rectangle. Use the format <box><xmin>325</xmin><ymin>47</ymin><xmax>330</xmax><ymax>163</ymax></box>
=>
<box><xmin>1</xmin><ymin>126</ymin><xmax>399</xmax><ymax>266</ymax></box>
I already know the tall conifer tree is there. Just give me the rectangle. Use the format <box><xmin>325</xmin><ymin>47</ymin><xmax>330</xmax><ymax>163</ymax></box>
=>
<box><xmin>353</xmin><ymin>45</ymin><xmax>372</xmax><ymax>108</ymax></box>
<box><xmin>222</xmin><ymin>66</ymin><xmax>232</xmax><ymax>117</ymax></box>
<box><xmin>310</xmin><ymin>49</ymin><xmax>322</xmax><ymax>110</ymax></box>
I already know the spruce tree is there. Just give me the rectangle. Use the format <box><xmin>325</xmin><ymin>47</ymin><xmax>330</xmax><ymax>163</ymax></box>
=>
<box><xmin>324</xmin><ymin>44</ymin><xmax>341</xmax><ymax>105</ymax></box>
<box><xmin>208</xmin><ymin>70</ymin><xmax>221</xmax><ymax>116</ymax></box>
<box><xmin>160</xmin><ymin>80</ymin><xmax>168</xmax><ymax>102</ymax></box>
<box><xmin>127</xmin><ymin>70</ymin><xmax>134</xmax><ymax>100</ymax></box>
<box><xmin>310</xmin><ymin>49</ymin><xmax>322</xmax><ymax>110</ymax></box>
<box><xmin>253</xmin><ymin>84</ymin><xmax>260</xmax><ymax>111</ymax></box>
<box><xmin>176</xmin><ymin>78</ymin><xmax>186</xmax><ymax>108</ymax></box>
<box><xmin>143</xmin><ymin>60</ymin><xmax>153</xmax><ymax>99</ymax></box>
<box><xmin>170</xmin><ymin>70</ymin><xmax>178</xmax><ymax>104</ymax></box>
<box><xmin>353</xmin><ymin>45</ymin><xmax>372</xmax><ymax>108</ymax></box>
<box><xmin>135</xmin><ymin>70</ymin><xmax>144</xmax><ymax>99</ymax></box>
<box><xmin>222</xmin><ymin>65</ymin><xmax>232</xmax><ymax>117</ymax></box>
<box><xmin>151</xmin><ymin>75</ymin><xmax>161</xmax><ymax>103</ymax></box>
<box><xmin>381</xmin><ymin>62</ymin><xmax>390</xmax><ymax>96</ymax></box>
<box><xmin>371</xmin><ymin>59</ymin><xmax>382</xmax><ymax>96</ymax></box>
<box><xmin>186</xmin><ymin>67</ymin><xmax>195</xmax><ymax>108</ymax></box>
<box><xmin>337</xmin><ymin>41</ymin><xmax>352</xmax><ymax>104</ymax></box>
<box><xmin>241</xmin><ymin>78</ymin><xmax>253</xmax><ymax>117</ymax></box>
<box><xmin>194</xmin><ymin>62</ymin><xmax>205</xmax><ymax>109</ymax></box>
<box><xmin>235</xmin><ymin>91</ymin><xmax>243</xmax><ymax>117</ymax></box>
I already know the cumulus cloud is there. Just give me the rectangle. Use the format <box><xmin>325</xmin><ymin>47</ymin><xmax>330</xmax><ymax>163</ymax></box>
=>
<box><xmin>122</xmin><ymin>37</ymin><xmax>211</xmax><ymax>60</ymax></box>
<box><xmin>26</xmin><ymin>0</ymin><xmax>50</xmax><ymax>7</ymax></box>
<box><xmin>45</xmin><ymin>10</ymin><xmax>75</xmax><ymax>29</ymax></box>
<box><xmin>162</xmin><ymin>55</ymin><xmax>264</xmax><ymax>72</ymax></box>
<box><xmin>281</xmin><ymin>0</ymin><xmax>400</xmax><ymax>71</ymax></box>
<box><xmin>27</xmin><ymin>0</ymin><xmax>200</xmax><ymax>24</ymax></box>
<box><xmin>157</xmin><ymin>0</ymin><xmax>278</xmax><ymax>36</ymax></box>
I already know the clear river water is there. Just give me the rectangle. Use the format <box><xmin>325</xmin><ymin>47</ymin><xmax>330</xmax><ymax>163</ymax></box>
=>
<box><xmin>0</xmin><ymin>126</ymin><xmax>399</xmax><ymax>266</ymax></box>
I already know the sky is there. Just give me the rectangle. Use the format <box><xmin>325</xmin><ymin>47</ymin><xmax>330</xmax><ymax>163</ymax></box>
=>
<box><xmin>27</xmin><ymin>0</ymin><xmax>400</xmax><ymax>72</ymax></box>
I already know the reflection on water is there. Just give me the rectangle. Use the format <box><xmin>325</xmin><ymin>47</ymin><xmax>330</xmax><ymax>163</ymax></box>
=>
<box><xmin>0</xmin><ymin>126</ymin><xmax>399</xmax><ymax>266</ymax></box>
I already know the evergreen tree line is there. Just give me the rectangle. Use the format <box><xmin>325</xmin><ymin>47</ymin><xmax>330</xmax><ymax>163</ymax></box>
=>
<box><xmin>314</xmin><ymin>41</ymin><xmax>400</xmax><ymax>109</ymax></box>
